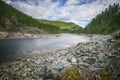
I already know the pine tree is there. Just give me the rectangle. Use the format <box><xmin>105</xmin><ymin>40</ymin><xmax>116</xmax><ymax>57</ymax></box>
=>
<box><xmin>84</xmin><ymin>3</ymin><xmax>120</xmax><ymax>34</ymax></box>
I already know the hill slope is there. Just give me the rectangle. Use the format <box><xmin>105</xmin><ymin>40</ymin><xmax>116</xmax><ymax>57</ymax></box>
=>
<box><xmin>37</xmin><ymin>19</ymin><xmax>83</xmax><ymax>33</ymax></box>
<box><xmin>84</xmin><ymin>3</ymin><xmax>120</xmax><ymax>34</ymax></box>
<box><xmin>38</xmin><ymin>19</ymin><xmax>78</xmax><ymax>29</ymax></box>
<box><xmin>0</xmin><ymin>0</ymin><xmax>61</xmax><ymax>34</ymax></box>
<box><xmin>0</xmin><ymin>0</ymin><xmax>83</xmax><ymax>34</ymax></box>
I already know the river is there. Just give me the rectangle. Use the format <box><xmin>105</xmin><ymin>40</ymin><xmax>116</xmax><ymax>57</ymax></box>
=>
<box><xmin>0</xmin><ymin>33</ymin><xmax>90</xmax><ymax>63</ymax></box>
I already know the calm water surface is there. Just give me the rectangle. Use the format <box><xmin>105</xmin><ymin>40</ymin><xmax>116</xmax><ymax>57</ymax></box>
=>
<box><xmin>0</xmin><ymin>33</ymin><xmax>90</xmax><ymax>63</ymax></box>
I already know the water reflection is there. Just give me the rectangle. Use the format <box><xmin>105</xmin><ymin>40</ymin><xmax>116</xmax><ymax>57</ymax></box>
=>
<box><xmin>0</xmin><ymin>34</ymin><xmax>90</xmax><ymax>63</ymax></box>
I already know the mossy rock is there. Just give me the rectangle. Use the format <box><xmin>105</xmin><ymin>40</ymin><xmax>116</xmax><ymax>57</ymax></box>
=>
<box><xmin>66</xmin><ymin>70</ymin><xmax>81</xmax><ymax>80</ymax></box>
<box><xmin>101</xmin><ymin>74</ymin><xmax>115</xmax><ymax>80</ymax></box>
<box><xmin>59</xmin><ymin>67</ymin><xmax>81</xmax><ymax>80</ymax></box>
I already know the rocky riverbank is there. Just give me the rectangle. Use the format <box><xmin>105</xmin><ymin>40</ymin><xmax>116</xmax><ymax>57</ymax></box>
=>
<box><xmin>0</xmin><ymin>34</ymin><xmax>120</xmax><ymax>80</ymax></box>
<box><xmin>0</xmin><ymin>27</ymin><xmax>49</xmax><ymax>38</ymax></box>
<box><xmin>0</xmin><ymin>31</ymin><xmax>60</xmax><ymax>39</ymax></box>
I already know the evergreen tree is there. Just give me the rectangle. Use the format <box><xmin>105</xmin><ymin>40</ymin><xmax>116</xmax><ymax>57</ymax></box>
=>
<box><xmin>84</xmin><ymin>3</ymin><xmax>120</xmax><ymax>34</ymax></box>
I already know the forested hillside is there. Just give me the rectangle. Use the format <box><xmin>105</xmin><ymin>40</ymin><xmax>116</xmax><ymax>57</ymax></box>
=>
<box><xmin>0</xmin><ymin>1</ymin><xmax>60</xmax><ymax>34</ymax></box>
<box><xmin>0</xmin><ymin>0</ymin><xmax>83</xmax><ymax>34</ymax></box>
<box><xmin>37</xmin><ymin>19</ymin><xmax>83</xmax><ymax>33</ymax></box>
<box><xmin>84</xmin><ymin>3</ymin><xmax>120</xmax><ymax>34</ymax></box>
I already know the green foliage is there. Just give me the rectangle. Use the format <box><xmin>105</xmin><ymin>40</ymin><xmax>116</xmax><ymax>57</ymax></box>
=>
<box><xmin>37</xmin><ymin>19</ymin><xmax>83</xmax><ymax>33</ymax></box>
<box><xmin>0</xmin><ymin>0</ymin><xmax>60</xmax><ymax>34</ymax></box>
<box><xmin>0</xmin><ymin>1</ymin><xmax>83</xmax><ymax>34</ymax></box>
<box><xmin>84</xmin><ymin>3</ymin><xmax>120</xmax><ymax>34</ymax></box>
<box><xmin>59</xmin><ymin>67</ymin><xmax>81</xmax><ymax>80</ymax></box>
<box><xmin>66</xmin><ymin>70</ymin><xmax>81</xmax><ymax>80</ymax></box>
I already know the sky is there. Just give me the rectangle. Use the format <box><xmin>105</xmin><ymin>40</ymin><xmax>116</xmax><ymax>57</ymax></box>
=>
<box><xmin>4</xmin><ymin>0</ymin><xmax>120</xmax><ymax>27</ymax></box>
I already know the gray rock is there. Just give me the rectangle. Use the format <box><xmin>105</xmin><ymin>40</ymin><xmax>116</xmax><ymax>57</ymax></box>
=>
<box><xmin>97</xmin><ymin>53</ymin><xmax>106</xmax><ymax>62</ymax></box>
<box><xmin>22</xmin><ymin>72</ymin><xmax>27</xmax><ymax>77</ymax></box>
<box><xmin>92</xmin><ymin>62</ymin><xmax>102</xmax><ymax>68</ymax></box>
<box><xmin>52</xmin><ymin>62</ymin><xmax>64</xmax><ymax>71</ymax></box>
<box><xmin>94</xmin><ymin>74</ymin><xmax>101</xmax><ymax>80</ymax></box>
<box><xmin>78</xmin><ymin>62</ymin><xmax>90</xmax><ymax>68</ymax></box>
<box><xmin>107</xmin><ymin>56</ymin><xmax>120</xmax><ymax>77</ymax></box>
<box><xmin>24</xmin><ymin>68</ymin><xmax>31</xmax><ymax>72</ymax></box>
<box><xmin>83</xmin><ymin>57</ymin><xmax>96</xmax><ymax>65</ymax></box>
<box><xmin>45</xmin><ymin>71</ymin><xmax>53</xmax><ymax>79</ymax></box>
<box><xmin>0</xmin><ymin>34</ymin><xmax>117</xmax><ymax>80</ymax></box>
<box><xmin>40</xmin><ymin>64</ymin><xmax>48</xmax><ymax>75</ymax></box>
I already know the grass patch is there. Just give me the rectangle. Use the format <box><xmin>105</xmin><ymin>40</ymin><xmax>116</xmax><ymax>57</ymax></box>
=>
<box><xmin>59</xmin><ymin>67</ymin><xmax>81</xmax><ymax>80</ymax></box>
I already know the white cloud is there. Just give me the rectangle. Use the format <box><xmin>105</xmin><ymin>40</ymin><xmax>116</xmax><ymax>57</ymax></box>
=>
<box><xmin>6</xmin><ymin>0</ymin><xmax>120</xmax><ymax>27</ymax></box>
<box><xmin>9</xmin><ymin>0</ymin><xmax>59</xmax><ymax>19</ymax></box>
<box><xmin>65</xmin><ymin>0</ymin><xmax>80</xmax><ymax>6</ymax></box>
<box><xmin>2</xmin><ymin>0</ymin><xmax>11</xmax><ymax>4</ymax></box>
<box><xmin>66</xmin><ymin>20</ymin><xmax>90</xmax><ymax>28</ymax></box>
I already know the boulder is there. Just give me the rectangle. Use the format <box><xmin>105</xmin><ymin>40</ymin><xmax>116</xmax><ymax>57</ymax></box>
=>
<box><xmin>106</xmin><ymin>56</ymin><xmax>120</xmax><ymax>78</ymax></box>
<box><xmin>97</xmin><ymin>53</ymin><xmax>107</xmax><ymax>62</ymax></box>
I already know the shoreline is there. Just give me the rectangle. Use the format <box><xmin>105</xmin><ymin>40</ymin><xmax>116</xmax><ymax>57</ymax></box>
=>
<box><xmin>0</xmin><ymin>31</ymin><xmax>94</xmax><ymax>39</ymax></box>
<box><xmin>0</xmin><ymin>31</ymin><xmax>61</xmax><ymax>39</ymax></box>
<box><xmin>0</xmin><ymin>34</ymin><xmax>119</xmax><ymax>80</ymax></box>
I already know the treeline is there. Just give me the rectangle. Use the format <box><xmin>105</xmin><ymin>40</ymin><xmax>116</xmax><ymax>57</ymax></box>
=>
<box><xmin>0</xmin><ymin>0</ymin><xmax>60</xmax><ymax>34</ymax></box>
<box><xmin>84</xmin><ymin>3</ymin><xmax>120</xmax><ymax>34</ymax></box>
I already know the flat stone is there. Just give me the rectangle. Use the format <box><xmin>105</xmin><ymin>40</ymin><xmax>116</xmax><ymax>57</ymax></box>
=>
<box><xmin>78</xmin><ymin>62</ymin><xmax>90</xmax><ymax>68</ymax></box>
<box><xmin>83</xmin><ymin>57</ymin><xmax>96</xmax><ymax>65</ymax></box>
